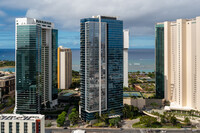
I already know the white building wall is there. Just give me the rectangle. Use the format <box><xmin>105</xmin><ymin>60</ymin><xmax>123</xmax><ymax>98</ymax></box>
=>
<box><xmin>196</xmin><ymin>17</ymin><xmax>200</xmax><ymax>110</ymax></box>
<box><xmin>186</xmin><ymin>21</ymin><xmax>193</xmax><ymax>108</ymax></box>
<box><xmin>159</xmin><ymin>16</ymin><xmax>200</xmax><ymax>110</ymax></box>
<box><xmin>60</xmin><ymin>51</ymin><xmax>66</xmax><ymax>89</ymax></box>
<box><xmin>123</xmin><ymin>30</ymin><xmax>129</xmax><ymax>87</ymax></box>
<box><xmin>170</xmin><ymin>23</ymin><xmax>177</xmax><ymax>103</ymax></box>
<box><xmin>0</xmin><ymin>114</ymin><xmax>45</xmax><ymax>133</ymax></box>
<box><xmin>164</xmin><ymin>22</ymin><xmax>170</xmax><ymax>101</ymax></box>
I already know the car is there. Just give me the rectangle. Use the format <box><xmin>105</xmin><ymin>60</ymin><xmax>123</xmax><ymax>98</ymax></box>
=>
<box><xmin>63</xmin><ymin>127</ymin><xmax>68</xmax><ymax>129</ymax></box>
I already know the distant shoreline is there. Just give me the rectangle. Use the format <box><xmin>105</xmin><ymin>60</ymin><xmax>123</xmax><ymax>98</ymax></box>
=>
<box><xmin>0</xmin><ymin>66</ymin><xmax>15</xmax><ymax>69</ymax></box>
<box><xmin>0</xmin><ymin>48</ymin><xmax>155</xmax><ymax>50</ymax></box>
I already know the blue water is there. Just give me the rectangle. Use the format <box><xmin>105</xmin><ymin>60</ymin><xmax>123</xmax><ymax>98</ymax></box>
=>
<box><xmin>0</xmin><ymin>49</ymin><xmax>15</xmax><ymax>61</ymax></box>
<box><xmin>0</xmin><ymin>48</ymin><xmax>155</xmax><ymax>72</ymax></box>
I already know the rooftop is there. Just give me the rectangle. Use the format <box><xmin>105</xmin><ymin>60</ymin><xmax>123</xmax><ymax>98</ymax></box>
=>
<box><xmin>92</xmin><ymin>15</ymin><xmax>117</xmax><ymax>20</ymax></box>
<box><xmin>0</xmin><ymin>74</ymin><xmax>15</xmax><ymax>80</ymax></box>
<box><xmin>0</xmin><ymin>114</ymin><xmax>44</xmax><ymax>121</ymax></box>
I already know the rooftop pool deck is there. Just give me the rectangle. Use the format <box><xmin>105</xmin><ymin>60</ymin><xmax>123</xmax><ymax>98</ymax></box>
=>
<box><xmin>123</xmin><ymin>91</ymin><xmax>144</xmax><ymax>98</ymax></box>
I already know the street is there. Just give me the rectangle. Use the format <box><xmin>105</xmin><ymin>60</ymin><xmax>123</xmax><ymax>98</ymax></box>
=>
<box><xmin>46</xmin><ymin>128</ymin><xmax>200</xmax><ymax>133</ymax></box>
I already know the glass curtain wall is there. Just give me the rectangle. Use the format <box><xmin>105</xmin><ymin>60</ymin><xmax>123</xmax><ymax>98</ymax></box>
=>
<box><xmin>155</xmin><ymin>24</ymin><xmax>164</xmax><ymax>98</ymax></box>
<box><xmin>16</xmin><ymin>25</ymin><xmax>41</xmax><ymax>114</ymax></box>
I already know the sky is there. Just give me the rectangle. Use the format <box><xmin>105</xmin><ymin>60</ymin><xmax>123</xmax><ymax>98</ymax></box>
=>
<box><xmin>0</xmin><ymin>0</ymin><xmax>200</xmax><ymax>49</ymax></box>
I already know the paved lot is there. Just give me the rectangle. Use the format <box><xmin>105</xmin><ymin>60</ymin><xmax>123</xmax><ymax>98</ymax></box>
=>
<box><xmin>122</xmin><ymin>119</ymin><xmax>140</xmax><ymax>129</ymax></box>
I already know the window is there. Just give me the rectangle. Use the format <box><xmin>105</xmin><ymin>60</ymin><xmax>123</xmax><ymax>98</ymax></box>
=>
<box><xmin>9</xmin><ymin>122</ymin><xmax>12</xmax><ymax>133</ymax></box>
<box><xmin>32</xmin><ymin>122</ymin><xmax>35</xmax><ymax>133</ymax></box>
<box><xmin>1</xmin><ymin>122</ymin><xmax>5</xmax><ymax>133</ymax></box>
<box><xmin>38</xmin><ymin>121</ymin><xmax>41</xmax><ymax>133</ymax></box>
<box><xmin>24</xmin><ymin>122</ymin><xmax>28</xmax><ymax>133</ymax></box>
<box><xmin>16</xmin><ymin>122</ymin><xmax>20</xmax><ymax>133</ymax></box>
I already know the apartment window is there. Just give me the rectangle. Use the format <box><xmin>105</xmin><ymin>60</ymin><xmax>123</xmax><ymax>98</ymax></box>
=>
<box><xmin>32</xmin><ymin>122</ymin><xmax>35</xmax><ymax>133</ymax></box>
<box><xmin>38</xmin><ymin>121</ymin><xmax>41</xmax><ymax>133</ymax></box>
<box><xmin>9</xmin><ymin>122</ymin><xmax>12</xmax><ymax>133</ymax></box>
<box><xmin>24</xmin><ymin>122</ymin><xmax>28</xmax><ymax>133</ymax></box>
<box><xmin>1</xmin><ymin>122</ymin><xmax>5</xmax><ymax>133</ymax></box>
<box><xmin>16</xmin><ymin>122</ymin><xmax>20</xmax><ymax>133</ymax></box>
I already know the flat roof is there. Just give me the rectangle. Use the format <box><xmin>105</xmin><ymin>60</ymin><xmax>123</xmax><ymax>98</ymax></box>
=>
<box><xmin>0</xmin><ymin>114</ymin><xmax>44</xmax><ymax>121</ymax></box>
<box><xmin>0</xmin><ymin>74</ymin><xmax>15</xmax><ymax>80</ymax></box>
<box><xmin>92</xmin><ymin>15</ymin><xmax>117</xmax><ymax>20</ymax></box>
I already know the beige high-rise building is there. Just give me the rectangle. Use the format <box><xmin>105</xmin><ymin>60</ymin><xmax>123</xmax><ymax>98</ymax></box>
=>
<box><xmin>58</xmin><ymin>46</ymin><xmax>72</xmax><ymax>89</ymax></box>
<box><xmin>156</xmin><ymin>16</ymin><xmax>200</xmax><ymax>110</ymax></box>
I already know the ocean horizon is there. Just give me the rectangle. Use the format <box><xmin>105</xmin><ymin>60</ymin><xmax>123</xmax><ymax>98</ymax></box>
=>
<box><xmin>0</xmin><ymin>48</ymin><xmax>155</xmax><ymax>72</ymax></box>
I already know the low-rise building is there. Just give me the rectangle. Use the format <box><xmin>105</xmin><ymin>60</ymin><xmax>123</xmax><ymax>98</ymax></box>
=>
<box><xmin>0</xmin><ymin>114</ymin><xmax>45</xmax><ymax>133</ymax></box>
<box><xmin>123</xmin><ymin>98</ymin><xmax>163</xmax><ymax>110</ymax></box>
<box><xmin>0</xmin><ymin>74</ymin><xmax>15</xmax><ymax>103</ymax></box>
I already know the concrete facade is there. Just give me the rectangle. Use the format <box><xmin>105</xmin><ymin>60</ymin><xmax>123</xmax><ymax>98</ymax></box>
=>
<box><xmin>57</xmin><ymin>46</ymin><xmax>72</xmax><ymax>89</ymax></box>
<box><xmin>0</xmin><ymin>74</ymin><xmax>15</xmax><ymax>103</ymax></box>
<box><xmin>123</xmin><ymin>98</ymin><xmax>162</xmax><ymax>110</ymax></box>
<box><xmin>156</xmin><ymin>16</ymin><xmax>200</xmax><ymax>110</ymax></box>
<box><xmin>123</xmin><ymin>30</ymin><xmax>129</xmax><ymax>87</ymax></box>
<box><xmin>0</xmin><ymin>114</ymin><xmax>45</xmax><ymax>133</ymax></box>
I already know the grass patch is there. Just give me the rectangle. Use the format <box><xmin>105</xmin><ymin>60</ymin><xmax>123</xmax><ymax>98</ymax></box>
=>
<box><xmin>70</xmin><ymin>124</ymin><xmax>78</xmax><ymax>128</ymax></box>
<box><xmin>133</xmin><ymin>122</ymin><xmax>188</xmax><ymax>129</ymax></box>
<box><xmin>142</xmin><ymin>93</ymin><xmax>155</xmax><ymax>98</ymax></box>
<box><xmin>132</xmin><ymin>122</ymin><xmax>146</xmax><ymax>128</ymax></box>
<box><xmin>93</xmin><ymin>122</ymin><xmax>106</xmax><ymax>127</ymax></box>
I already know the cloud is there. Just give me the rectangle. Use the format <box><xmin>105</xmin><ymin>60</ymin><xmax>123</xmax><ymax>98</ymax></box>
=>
<box><xmin>1</xmin><ymin>0</ymin><xmax>200</xmax><ymax>49</ymax></box>
<box><xmin>24</xmin><ymin>0</ymin><xmax>200</xmax><ymax>35</ymax></box>
<box><xmin>1</xmin><ymin>0</ymin><xmax>200</xmax><ymax>35</ymax></box>
<box><xmin>0</xmin><ymin>10</ymin><xmax>6</xmax><ymax>17</ymax></box>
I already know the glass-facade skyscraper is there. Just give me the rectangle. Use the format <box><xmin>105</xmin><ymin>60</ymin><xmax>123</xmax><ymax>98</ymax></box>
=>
<box><xmin>80</xmin><ymin>15</ymin><xmax>123</xmax><ymax>121</ymax></box>
<box><xmin>15</xmin><ymin>18</ymin><xmax>58</xmax><ymax>114</ymax></box>
<box><xmin>155</xmin><ymin>24</ymin><xmax>164</xmax><ymax>99</ymax></box>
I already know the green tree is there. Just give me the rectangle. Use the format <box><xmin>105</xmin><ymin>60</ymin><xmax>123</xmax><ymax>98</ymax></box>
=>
<box><xmin>68</xmin><ymin>109</ymin><xmax>79</xmax><ymax>125</ymax></box>
<box><xmin>170</xmin><ymin>115</ymin><xmax>177</xmax><ymax>126</ymax></box>
<box><xmin>163</xmin><ymin>100</ymin><xmax>170</xmax><ymax>106</ymax></box>
<box><xmin>56</xmin><ymin>111</ymin><xmax>67</xmax><ymax>127</ymax></box>
<box><xmin>72</xmin><ymin>70</ymin><xmax>80</xmax><ymax>78</ymax></box>
<box><xmin>95</xmin><ymin>112</ymin><xmax>100</xmax><ymax>121</ymax></box>
<box><xmin>184</xmin><ymin>117</ymin><xmax>190</xmax><ymax>125</ymax></box>
<box><xmin>160</xmin><ymin>115</ymin><xmax>166</xmax><ymax>124</ymax></box>
<box><xmin>64</xmin><ymin>105</ymin><xmax>70</xmax><ymax>112</ymax></box>
<box><xmin>6</xmin><ymin>97</ymin><xmax>15</xmax><ymax>106</ymax></box>
<box><xmin>109</xmin><ymin>117</ymin><xmax>120</xmax><ymax>127</ymax></box>
<box><xmin>100</xmin><ymin>113</ymin><xmax>108</xmax><ymax>124</ymax></box>
<box><xmin>136</xmin><ymin>71</ymin><xmax>140</xmax><ymax>75</ymax></box>
<box><xmin>123</xmin><ymin>87</ymin><xmax>129</xmax><ymax>91</ymax></box>
<box><xmin>150</xmin><ymin>102</ymin><xmax>158</xmax><ymax>108</ymax></box>
<box><xmin>71</xmin><ymin>108</ymin><xmax>77</xmax><ymax>112</ymax></box>
<box><xmin>123</xmin><ymin>104</ymin><xmax>139</xmax><ymax>119</ymax></box>
<box><xmin>70</xmin><ymin>80</ymin><xmax>80</xmax><ymax>89</ymax></box>
<box><xmin>140</xmin><ymin>115</ymin><xmax>157</xmax><ymax>127</ymax></box>
<box><xmin>68</xmin><ymin>112</ymin><xmax>79</xmax><ymax>125</ymax></box>
<box><xmin>109</xmin><ymin>110</ymin><xmax>115</xmax><ymax>116</ymax></box>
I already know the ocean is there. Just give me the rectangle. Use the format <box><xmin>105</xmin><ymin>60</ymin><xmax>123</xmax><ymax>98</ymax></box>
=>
<box><xmin>0</xmin><ymin>48</ymin><xmax>155</xmax><ymax>72</ymax></box>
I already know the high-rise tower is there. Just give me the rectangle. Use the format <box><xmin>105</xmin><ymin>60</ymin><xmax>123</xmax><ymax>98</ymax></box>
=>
<box><xmin>15</xmin><ymin>18</ymin><xmax>58</xmax><ymax>114</ymax></box>
<box><xmin>80</xmin><ymin>15</ymin><xmax>123</xmax><ymax>121</ymax></box>
<box><xmin>57</xmin><ymin>46</ymin><xmax>72</xmax><ymax>89</ymax></box>
<box><xmin>156</xmin><ymin>16</ymin><xmax>200</xmax><ymax>110</ymax></box>
<box><xmin>123</xmin><ymin>30</ymin><xmax>129</xmax><ymax>87</ymax></box>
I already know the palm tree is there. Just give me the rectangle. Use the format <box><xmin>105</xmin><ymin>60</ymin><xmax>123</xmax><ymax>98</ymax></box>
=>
<box><xmin>95</xmin><ymin>112</ymin><xmax>100</xmax><ymax>121</ymax></box>
<box><xmin>100</xmin><ymin>113</ymin><xmax>108</xmax><ymax>124</ymax></box>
